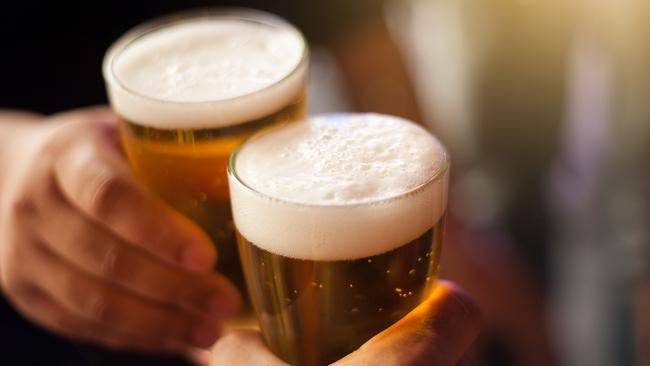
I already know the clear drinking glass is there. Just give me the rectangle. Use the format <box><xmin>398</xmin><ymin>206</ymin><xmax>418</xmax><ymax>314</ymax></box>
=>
<box><xmin>102</xmin><ymin>8</ymin><xmax>308</xmax><ymax>314</ymax></box>
<box><xmin>228</xmin><ymin>114</ymin><xmax>450</xmax><ymax>365</ymax></box>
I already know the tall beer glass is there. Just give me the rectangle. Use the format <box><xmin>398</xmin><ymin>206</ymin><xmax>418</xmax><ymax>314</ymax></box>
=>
<box><xmin>102</xmin><ymin>9</ymin><xmax>308</xmax><ymax>310</ymax></box>
<box><xmin>228</xmin><ymin>113</ymin><xmax>449</xmax><ymax>365</ymax></box>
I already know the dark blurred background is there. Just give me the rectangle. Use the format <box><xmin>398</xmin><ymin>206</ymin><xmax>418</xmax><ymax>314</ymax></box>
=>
<box><xmin>1</xmin><ymin>0</ymin><xmax>648</xmax><ymax>365</ymax></box>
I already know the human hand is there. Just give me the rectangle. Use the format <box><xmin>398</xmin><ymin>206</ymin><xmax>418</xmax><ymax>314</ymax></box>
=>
<box><xmin>0</xmin><ymin>107</ymin><xmax>240</xmax><ymax>353</ymax></box>
<box><xmin>211</xmin><ymin>280</ymin><xmax>480</xmax><ymax>365</ymax></box>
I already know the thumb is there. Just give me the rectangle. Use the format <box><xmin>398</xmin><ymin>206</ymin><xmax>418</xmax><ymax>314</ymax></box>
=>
<box><xmin>211</xmin><ymin>329</ymin><xmax>288</xmax><ymax>366</ymax></box>
<box><xmin>334</xmin><ymin>280</ymin><xmax>481</xmax><ymax>366</ymax></box>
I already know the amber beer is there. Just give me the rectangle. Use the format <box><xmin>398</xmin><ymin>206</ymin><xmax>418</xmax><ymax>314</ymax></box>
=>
<box><xmin>228</xmin><ymin>114</ymin><xmax>449</xmax><ymax>365</ymax></box>
<box><xmin>102</xmin><ymin>9</ymin><xmax>307</xmax><ymax>305</ymax></box>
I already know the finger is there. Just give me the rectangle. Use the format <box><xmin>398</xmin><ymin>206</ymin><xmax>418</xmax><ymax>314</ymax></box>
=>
<box><xmin>6</xmin><ymin>281</ymin><xmax>178</xmax><ymax>353</ymax></box>
<box><xmin>48</xmin><ymin>106</ymin><xmax>116</xmax><ymax>125</ymax></box>
<box><xmin>335</xmin><ymin>280</ymin><xmax>481</xmax><ymax>366</ymax></box>
<box><xmin>48</xmin><ymin>106</ymin><xmax>123</xmax><ymax>153</ymax></box>
<box><xmin>211</xmin><ymin>330</ymin><xmax>288</xmax><ymax>366</ymax></box>
<box><xmin>20</xmin><ymin>238</ymin><xmax>222</xmax><ymax>349</ymax></box>
<box><xmin>53</xmin><ymin>127</ymin><xmax>216</xmax><ymax>272</ymax></box>
<box><xmin>28</xmin><ymin>176</ymin><xmax>239</xmax><ymax>318</ymax></box>
<box><xmin>210</xmin><ymin>283</ymin><xmax>480</xmax><ymax>366</ymax></box>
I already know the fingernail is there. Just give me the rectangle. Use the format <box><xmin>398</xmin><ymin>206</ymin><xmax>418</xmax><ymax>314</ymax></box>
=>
<box><xmin>193</xmin><ymin>321</ymin><xmax>220</xmax><ymax>348</ymax></box>
<box><xmin>182</xmin><ymin>244</ymin><xmax>214</xmax><ymax>271</ymax></box>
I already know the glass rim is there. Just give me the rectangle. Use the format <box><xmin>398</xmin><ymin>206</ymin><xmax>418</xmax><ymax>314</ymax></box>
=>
<box><xmin>227</xmin><ymin>114</ymin><xmax>450</xmax><ymax>209</ymax></box>
<box><xmin>102</xmin><ymin>7</ymin><xmax>309</xmax><ymax>106</ymax></box>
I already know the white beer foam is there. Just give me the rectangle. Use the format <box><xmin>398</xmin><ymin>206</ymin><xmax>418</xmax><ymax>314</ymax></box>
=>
<box><xmin>229</xmin><ymin>114</ymin><xmax>449</xmax><ymax>261</ymax></box>
<box><xmin>104</xmin><ymin>19</ymin><xmax>306</xmax><ymax>129</ymax></box>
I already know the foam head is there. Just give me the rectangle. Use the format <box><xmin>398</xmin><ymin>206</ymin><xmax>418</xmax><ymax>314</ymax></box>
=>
<box><xmin>229</xmin><ymin>113</ymin><xmax>449</xmax><ymax>261</ymax></box>
<box><xmin>103</xmin><ymin>12</ymin><xmax>306</xmax><ymax>130</ymax></box>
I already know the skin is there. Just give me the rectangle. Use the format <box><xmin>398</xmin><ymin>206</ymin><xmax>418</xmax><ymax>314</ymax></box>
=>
<box><xmin>0</xmin><ymin>107</ymin><xmax>241</xmax><ymax>353</ymax></box>
<box><xmin>0</xmin><ymin>19</ymin><xmax>547</xmax><ymax>363</ymax></box>
<box><xmin>328</xmin><ymin>18</ymin><xmax>557</xmax><ymax>365</ymax></box>
<box><xmin>0</xmin><ymin>106</ymin><xmax>482</xmax><ymax>366</ymax></box>
<box><xmin>211</xmin><ymin>281</ymin><xmax>481</xmax><ymax>366</ymax></box>
<box><xmin>0</xmin><ymin>16</ymin><xmax>479</xmax><ymax>363</ymax></box>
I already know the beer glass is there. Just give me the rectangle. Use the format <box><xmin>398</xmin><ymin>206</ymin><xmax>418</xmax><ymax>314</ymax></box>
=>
<box><xmin>102</xmin><ymin>8</ymin><xmax>308</xmax><ymax>311</ymax></box>
<box><xmin>228</xmin><ymin>113</ymin><xmax>449</xmax><ymax>365</ymax></box>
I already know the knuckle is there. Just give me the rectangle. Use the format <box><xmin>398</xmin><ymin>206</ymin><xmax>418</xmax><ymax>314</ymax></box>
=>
<box><xmin>86</xmin><ymin>294</ymin><xmax>116</xmax><ymax>324</ymax></box>
<box><xmin>73</xmin><ymin>287</ymin><xmax>117</xmax><ymax>324</ymax></box>
<box><xmin>97</xmin><ymin>243</ymin><xmax>130</xmax><ymax>280</ymax></box>
<box><xmin>98</xmin><ymin>244</ymin><xmax>184</xmax><ymax>305</ymax></box>
<box><xmin>41</xmin><ymin>128</ymin><xmax>71</xmax><ymax>155</ymax></box>
<box><xmin>89</xmin><ymin>173</ymin><xmax>127</xmax><ymax>218</ymax></box>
